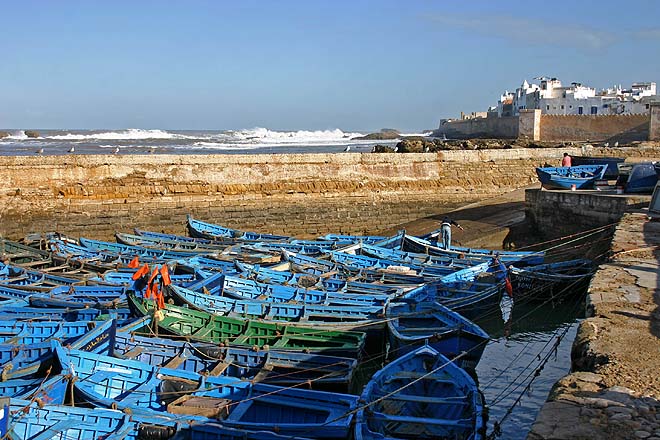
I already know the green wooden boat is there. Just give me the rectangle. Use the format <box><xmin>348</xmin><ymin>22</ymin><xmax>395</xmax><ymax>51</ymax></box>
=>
<box><xmin>127</xmin><ymin>293</ymin><xmax>366</xmax><ymax>358</ymax></box>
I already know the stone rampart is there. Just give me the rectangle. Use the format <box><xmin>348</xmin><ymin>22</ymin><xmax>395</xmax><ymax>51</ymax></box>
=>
<box><xmin>436</xmin><ymin>115</ymin><xmax>519</xmax><ymax>139</ymax></box>
<box><xmin>1</xmin><ymin>146</ymin><xmax>659</xmax><ymax>240</ymax></box>
<box><xmin>539</xmin><ymin>114</ymin><xmax>649</xmax><ymax>143</ymax></box>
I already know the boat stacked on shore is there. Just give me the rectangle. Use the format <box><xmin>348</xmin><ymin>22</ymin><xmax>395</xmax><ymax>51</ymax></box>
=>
<box><xmin>0</xmin><ymin>215</ymin><xmax>594</xmax><ymax>439</ymax></box>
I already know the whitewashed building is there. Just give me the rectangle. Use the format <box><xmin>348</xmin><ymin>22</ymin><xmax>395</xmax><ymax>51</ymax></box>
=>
<box><xmin>496</xmin><ymin>78</ymin><xmax>658</xmax><ymax>116</ymax></box>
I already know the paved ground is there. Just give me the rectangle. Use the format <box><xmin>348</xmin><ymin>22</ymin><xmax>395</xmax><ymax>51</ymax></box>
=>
<box><xmin>383</xmin><ymin>186</ymin><xmax>537</xmax><ymax>250</ymax></box>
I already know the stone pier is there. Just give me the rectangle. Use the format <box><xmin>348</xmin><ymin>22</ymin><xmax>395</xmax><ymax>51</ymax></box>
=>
<box><xmin>527</xmin><ymin>207</ymin><xmax>660</xmax><ymax>439</ymax></box>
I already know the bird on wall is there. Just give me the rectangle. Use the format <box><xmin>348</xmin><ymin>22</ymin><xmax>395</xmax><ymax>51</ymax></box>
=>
<box><xmin>67</xmin><ymin>146</ymin><xmax>75</xmax><ymax>154</ymax></box>
<box><xmin>614</xmin><ymin>141</ymin><xmax>619</xmax><ymax>147</ymax></box>
<box><xmin>393</xmin><ymin>146</ymin><xmax>399</xmax><ymax>152</ymax></box>
<box><xmin>35</xmin><ymin>148</ymin><xmax>44</xmax><ymax>155</ymax></box>
<box><xmin>113</xmin><ymin>147</ymin><xmax>120</xmax><ymax>154</ymax></box>
<box><xmin>604</xmin><ymin>142</ymin><xmax>609</xmax><ymax>147</ymax></box>
<box><xmin>343</xmin><ymin>146</ymin><xmax>351</xmax><ymax>152</ymax></box>
<box><xmin>424</xmin><ymin>145</ymin><xmax>430</xmax><ymax>153</ymax></box>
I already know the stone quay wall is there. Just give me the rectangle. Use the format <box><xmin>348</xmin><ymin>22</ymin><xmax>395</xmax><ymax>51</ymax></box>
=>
<box><xmin>525</xmin><ymin>190</ymin><xmax>650</xmax><ymax>240</ymax></box>
<box><xmin>0</xmin><ymin>146</ymin><xmax>658</xmax><ymax>241</ymax></box>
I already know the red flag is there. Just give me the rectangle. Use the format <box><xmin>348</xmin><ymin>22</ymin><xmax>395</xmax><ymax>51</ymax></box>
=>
<box><xmin>131</xmin><ymin>264</ymin><xmax>150</xmax><ymax>281</ymax></box>
<box><xmin>127</xmin><ymin>256</ymin><xmax>140</xmax><ymax>269</ymax></box>
<box><xmin>156</xmin><ymin>288</ymin><xmax>165</xmax><ymax>310</ymax></box>
<box><xmin>160</xmin><ymin>265</ymin><xmax>172</xmax><ymax>286</ymax></box>
<box><xmin>147</xmin><ymin>268</ymin><xmax>159</xmax><ymax>286</ymax></box>
<box><xmin>144</xmin><ymin>283</ymin><xmax>152</xmax><ymax>299</ymax></box>
<box><xmin>505</xmin><ymin>277</ymin><xmax>513</xmax><ymax>297</ymax></box>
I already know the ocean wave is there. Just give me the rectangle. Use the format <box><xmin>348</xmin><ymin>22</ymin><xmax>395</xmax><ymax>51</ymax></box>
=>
<box><xmin>226</xmin><ymin>127</ymin><xmax>364</xmax><ymax>144</ymax></box>
<box><xmin>47</xmin><ymin>129</ymin><xmax>196</xmax><ymax>141</ymax></box>
<box><xmin>6</xmin><ymin>130</ymin><xmax>32</xmax><ymax>140</ymax></box>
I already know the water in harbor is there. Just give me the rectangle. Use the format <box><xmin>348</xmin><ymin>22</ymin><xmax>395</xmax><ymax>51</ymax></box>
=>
<box><xmin>475</xmin><ymin>293</ymin><xmax>584</xmax><ymax>440</ymax></box>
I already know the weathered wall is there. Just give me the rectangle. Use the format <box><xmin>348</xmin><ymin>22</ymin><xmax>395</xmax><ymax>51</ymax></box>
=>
<box><xmin>650</xmin><ymin>103</ymin><xmax>660</xmax><ymax>141</ymax></box>
<box><xmin>539</xmin><ymin>114</ymin><xmax>649</xmax><ymax>142</ymax></box>
<box><xmin>1</xmin><ymin>147</ymin><xmax>659</xmax><ymax>240</ymax></box>
<box><xmin>525</xmin><ymin>189</ymin><xmax>650</xmax><ymax>240</ymax></box>
<box><xmin>436</xmin><ymin>114</ymin><xmax>519</xmax><ymax>139</ymax></box>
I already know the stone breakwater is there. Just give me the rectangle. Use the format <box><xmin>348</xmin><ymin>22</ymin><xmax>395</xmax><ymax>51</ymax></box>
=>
<box><xmin>528</xmin><ymin>213</ymin><xmax>660</xmax><ymax>439</ymax></box>
<box><xmin>0</xmin><ymin>145</ymin><xmax>659</xmax><ymax>240</ymax></box>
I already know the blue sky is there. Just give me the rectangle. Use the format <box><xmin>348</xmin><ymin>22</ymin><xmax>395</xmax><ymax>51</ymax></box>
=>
<box><xmin>1</xmin><ymin>0</ymin><xmax>658</xmax><ymax>131</ymax></box>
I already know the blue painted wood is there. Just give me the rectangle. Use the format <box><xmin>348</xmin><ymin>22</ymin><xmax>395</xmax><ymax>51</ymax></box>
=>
<box><xmin>402</xmin><ymin>234</ymin><xmax>545</xmax><ymax>265</ymax></box>
<box><xmin>535</xmin><ymin>164</ymin><xmax>607</xmax><ymax>190</ymax></box>
<box><xmin>187</xmin><ymin>215</ymin><xmax>291</xmax><ymax>241</ymax></box>
<box><xmin>93</xmin><ymin>320</ymin><xmax>358</xmax><ymax>390</ymax></box>
<box><xmin>355</xmin><ymin>344</ymin><xmax>485</xmax><ymax>440</ymax></box>
<box><xmin>386</xmin><ymin>300</ymin><xmax>489</xmax><ymax>370</ymax></box>
<box><xmin>167</xmin><ymin>283</ymin><xmax>387</xmax><ymax>331</ymax></box>
<box><xmin>55</xmin><ymin>343</ymin><xmax>359</xmax><ymax>438</ymax></box>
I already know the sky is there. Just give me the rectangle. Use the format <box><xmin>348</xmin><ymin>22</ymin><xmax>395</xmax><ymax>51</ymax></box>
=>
<box><xmin>0</xmin><ymin>0</ymin><xmax>659</xmax><ymax>131</ymax></box>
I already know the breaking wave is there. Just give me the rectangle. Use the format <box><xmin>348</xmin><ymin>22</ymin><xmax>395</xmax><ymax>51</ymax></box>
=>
<box><xmin>47</xmin><ymin>129</ymin><xmax>194</xmax><ymax>141</ymax></box>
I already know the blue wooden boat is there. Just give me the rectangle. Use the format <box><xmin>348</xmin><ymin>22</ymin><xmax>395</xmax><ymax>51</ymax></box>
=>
<box><xmin>535</xmin><ymin>164</ymin><xmax>607</xmax><ymax>190</ymax></box>
<box><xmin>116</xmin><ymin>231</ymin><xmax>230</xmax><ymax>252</ymax></box>
<box><xmin>235</xmin><ymin>261</ymin><xmax>406</xmax><ymax>296</ymax></box>
<box><xmin>386</xmin><ymin>300</ymin><xmax>489</xmax><ymax>371</ymax></box>
<box><xmin>187</xmin><ymin>215</ymin><xmax>291</xmax><ymax>241</ymax></box>
<box><xmin>218</xmin><ymin>273</ymin><xmax>390</xmax><ymax>307</ymax></box>
<box><xmin>329</xmin><ymin>250</ymin><xmax>453</xmax><ymax>278</ymax></box>
<box><xmin>357</xmin><ymin>243</ymin><xmax>478</xmax><ymax>270</ymax></box>
<box><xmin>27</xmin><ymin>285</ymin><xmax>127</xmax><ymax>309</ymax></box>
<box><xmin>167</xmin><ymin>282</ymin><xmax>387</xmax><ymax>331</ymax></box>
<box><xmin>571</xmin><ymin>155</ymin><xmax>624</xmax><ymax>179</ymax></box>
<box><xmin>0</xmin><ymin>320</ymin><xmax>103</xmax><ymax>344</ymax></box>
<box><xmin>319</xmin><ymin>233</ymin><xmax>387</xmax><ymax>244</ymax></box>
<box><xmin>0</xmin><ymin>262</ymin><xmax>82</xmax><ymax>291</ymax></box>
<box><xmin>402</xmin><ymin>234</ymin><xmax>545</xmax><ymax>265</ymax></box>
<box><xmin>282</xmin><ymin>250</ymin><xmax>430</xmax><ymax>285</ymax></box>
<box><xmin>55</xmin><ymin>342</ymin><xmax>359</xmax><ymax>438</ymax></box>
<box><xmin>79</xmin><ymin>236</ymin><xmax>205</xmax><ymax>258</ymax></box>
<box><xmin>355</xmin><ymin>344</ymin><xmax>485</xmax><ymax>440</ymax></box>
<box><xmin>0</xmin><ymin>319</ymin><xmax>115</xmax><ymax>380</ymax></box>
<box><xmin>509</xmin><ymin>258</ymin><xmax>594</xmax><ymax>300</ymax></box>
<box><xmin>103</xmin><ymin>317</ymin><xmax>357</xmax><ymax>391</ymax></box>
<box><xmin>618</xmin><ymin>162</ymin><xmax>660</xmax><ymax>193</ymax></box>
<box><xmin>0</xmin><ymin>305</ymin><xmax>130</xmax><ymax>322</ymax></box>
<box><xmin>180</xmin><ymin>271</ymin><xmax>390</xmax><ymax>307</ymax></box>
<box><xmin>0</xmin><ymin>375</ymin><xmax>68</xmax><ymax>404</ymax></box>
<box><xmin>0</xmin><ymin>237</ymin><xmax>51</xmax><ymax>265</ymax></box>
<box><xmin>3</xmin><ymin>399</ymin><xmax>197</xmax><ymax>440</ymax></box>
<box><xmin>402</xmin><ymin>262</ymin><xmax>504</xmax><ymax>319</ymax></box>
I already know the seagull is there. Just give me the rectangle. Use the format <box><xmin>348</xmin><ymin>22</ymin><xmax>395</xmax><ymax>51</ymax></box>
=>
<box><xmin>35</xmin><ymin>148</ymin><xmax>44</xmax><ymax>155</ymax></box>
<box><xmin>424</xmin><ymin>146</ymin><xmax>430</xmax><ymax>153</ymax></box>
<box><xmin>604</xmin><ymin>142</ymin><xmax>609</xmax><ymax>147</ymax></box>
<box><xmin>393</xmin><ymin>146</ymin><xmax>399</xmax><ymax>153</ymax></box>
<box><xmin>614</xmin><ymin>141</ymin><xmax>619</xmax><ymax>147</ymax></box>
<box><xmin>67</xmin><ymin>146</ymin><xmax>75</xmax><ymax>154</ymax></box>
<box><xmin>113</xmin><ymin>147</ymin><xmax>120</xmax><ymax>154</ymax></box>
<box><xmin>343</xmin><ymin>146</ymin><xmax>351</xmax><ymax>152</ymax></box>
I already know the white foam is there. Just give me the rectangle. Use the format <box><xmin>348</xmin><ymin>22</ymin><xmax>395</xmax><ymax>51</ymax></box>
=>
<box><xmin>7</xmin><ymin>130</ymin><xmax>30</xmax><ymax>140</ymax></box>
<box><xmin>47</xmin><ymin>129</ymin><xmax>195</xmax><ymax>141</ymax></box>
<box><xmin>226</xmin><ymin>127</ymin><xmax>364</xmax><ymax>144</ymax></box>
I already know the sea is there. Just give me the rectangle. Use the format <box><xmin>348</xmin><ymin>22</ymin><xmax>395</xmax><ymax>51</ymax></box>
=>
<box><xmin>0</xmin><ymin>128</ymin><xmax>432</xmax><ymax>156</ymax></box>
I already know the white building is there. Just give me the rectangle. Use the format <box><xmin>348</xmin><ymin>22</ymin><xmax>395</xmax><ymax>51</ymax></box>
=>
<box><xmin>496</xmin><ymin>78</ymin><xmax>658</xmax><ymax>116</ymax></box>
